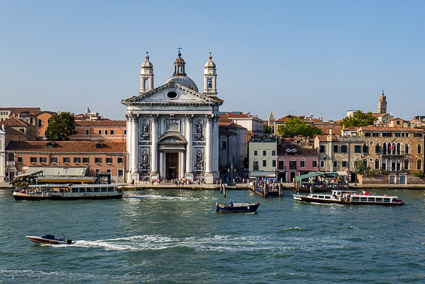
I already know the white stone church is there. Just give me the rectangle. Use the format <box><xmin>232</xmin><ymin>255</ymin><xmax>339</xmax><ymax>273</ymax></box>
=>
<box><xmin>121</xmin><ymin>51</ymin><xmax>223</xmax><ymax>183</ymax></box>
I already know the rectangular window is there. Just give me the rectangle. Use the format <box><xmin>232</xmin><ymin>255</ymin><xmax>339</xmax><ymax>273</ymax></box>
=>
<box><xmin>98</xmin><ymin>130</ymin><xmax>102</xmax><ymax>135</ymax></box>
<box><xmin>395</xmin><ymin>133</ymin><xmax>401</xmax><ymax>137</ymax></box>
<box><xmin>63</xmin><ymin>157</ymin><xmax>70</xmax><ymax>163</ymax></box>
<box><xmin>254</xmin><ymin>151</ymin><xmax>258</xmax><ymax>156</ymax></box>
<box><xmin>82</xmin><ymin>157</ymin><xmax>89</xmax><ymax>163</ymax></box>
<box><xmin>222</xmin><ymin>141</ymin><xmax>227</xmax><ymax>150</ymax></box>
<box><xmin>272</xmin><ymin>151</ymin><xmax>276</xmax><ymax>156</ymax></box>
<box><xmin>382</xmin><ymin>132</ymin><xmax>392</xmax><ymax>137</ymax></box>
<box><xmin>124</xmin><ymin>130</ymin><xmax>127</xmax><ymax>135</ymax></box>
<box><xmin>263</xmin><ymin>150</ymin><xmax>266</xmax><ymax>156</ymax></box>
<box><xmin>111</xmin><ymin>130</ymin><xmax>115</xmax><ymax>135</ymax></box>
<box><xmin>278</xmin><ymin>160</ymin><xmax>284</xmax><ymax>170</ymax></box>
<box><xmin>333</xmin><ymin>161</ymin><xmax>338</xmax><ymax>168</ymax></box>
<box><xmin>372</xmin><ymin>132</ymin><xmax>380</xmax><ymax>137</ymax></box>
<box><xmin>272</xmin><ymin>160</ymin><xmax>276</xmax><ymax>167</ymax></box>
<box><xmin>30</xmin><ymin>157</ymin><xmax>37</xmax><ymax>163</ymax></box>
<box><xmin>263</xmin><ymin>160</ymin><xmax>267</xmax><ymax>167</ymax></box>
<box><xmin>51</xmin><ymin>157</ymin><xmax>58</xmax><ymax>163</ymax></box>
<box><xmin>320</xmin><ymin>145</ymin><xmax>325</xmax><ymax>153</ymax></box>
<box><xmin>333</xmin><ymin>145</ymin><xmax>339</xmax><ymax>153</ymax></box>
<box><xmin>95</xmin><ymin>157</ymin><xmax>102</xmax><ymax>163</ymax></box>
<box><xmin>95</xmin><ymin>169</ymin><xmax>100</xmax><ymax>174</ymax></box>
<box><xmin>40</xmin><ymin>157</ymin><xmax>47</xmax><ymax>163</ymax></box>
<box><xmin>74</xmin><ymin>157</ymin><xmax>81</xmax><ymax>163</ymax></box>
<box><xmin>118</xmin><ymin>169</ymin><xmax>123</xmax><ymax>177</ymax></box>
<box><xmin>342</xmin><ymin>161</ymin><xmax>347</xmax><ymax>167</ymax></box>
<box><xmin>105</xmin><ymin>130</ymin><xmax>108</xmax><ymax>135</ymax></box>
<box><xmin>300</xmin><ymin>160</ymin><xmax>305</xmax><ymax>168</ymax></box>
<box><xmin>355</xmin><ymin>146</ymin><xmax>361</xmax><ymax>153</ymax></box>
<box><xmin>106</xmin><ymin>157</ymin><xmax>113</xmax><ymax>164</ymax></box>
<box><xmin>106</xmin><ymin>169</ymin><xmax>111</xmax><ymax>173</ymax></box>
<box><xmin>18</xmin><ymin>157</ymin><xmax>23</xmax><ymax>163</ymax></box>
<box><xmin>85</xmin><ymin>130</ymin><xmax>89</xmax><ymax>135</ymax></box>
<box><xmin>289</xmin><ymin>161</ymin><xmax>296</xmax><ymax>170</ymax></box>
<box><xmin>117</xmin><ymin>157</ymin><xmax>123</xmax><ymax>164</ymax></box>
<box><xmin>375</xmin><ymin>160</ymin><xmax>380</xmax><ymax>170</ymax></box>
<box><xmin>365</xmin><ymin>132</ymin><xmax>371</xmax><ymax>137</ymax></box>
<box><xmin>341</xmin><ymin>145</ymin><xmax>347</xmax><ymax>153</ymax></box>
<box><xmin>414</xmin><ymin>133</ymin><xmax>423</xmax><ymax>137</ymax></box>
<box><xmin>320</xmin><ymin>160</ymin><xmax>325</xmax><ymax>168</ymax></box>
<box><xmin>38</xmin><ymin>119</ymin><xmax>42</xmax><ymax>127</ymax></box>
<box><xmin>253</xmin><ymin>161</ymin><xmax>259</xmax><ymax>170</ymax></box>
<box><xmin>312</xmin><ymin>160</ymin><xmax>317</xmax><ymax>168</ymax></box>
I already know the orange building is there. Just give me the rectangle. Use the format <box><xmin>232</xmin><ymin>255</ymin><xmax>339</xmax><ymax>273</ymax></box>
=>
<box><xmin>6</xmin><ymin>140</ymin><xmax>127</xmax><ymax>183</ymax></box>
<box><xmin>72</xmin><ymin>120</ymin><xmax>126</xmax><ymax>142</ymax></box>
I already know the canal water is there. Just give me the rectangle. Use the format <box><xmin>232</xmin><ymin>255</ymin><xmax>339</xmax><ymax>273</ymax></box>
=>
<box><xmin>0</xmin><ymin>188</ymin><xmax>424</xmax><ymax>283</ymax></box>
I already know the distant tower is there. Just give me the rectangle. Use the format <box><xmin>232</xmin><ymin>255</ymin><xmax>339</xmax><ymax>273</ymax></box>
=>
<box><xmin>268</xmin><ymin>111</ymin><xmax>275</xmax><ymax>133</ymax></box>
<box><xmin>203</xmin><ymin>52</ymin><xmax>217</xmax><ymax>96</ymax></box>
<box><xmin>378</xmin><ymin>90</ymin><xmax>387</xmax><ymax>114</ymax></box>
<box><xmin>140</xmin><ymin>52</ymin><xmax>154</xmax><ymax>94</ymax></box>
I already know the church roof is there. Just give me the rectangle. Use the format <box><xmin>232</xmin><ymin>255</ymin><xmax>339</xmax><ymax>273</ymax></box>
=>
<box><xmin>164</xmin><ymin>75</ymin><xmax>198</xmax><ymax>92</ymax></box>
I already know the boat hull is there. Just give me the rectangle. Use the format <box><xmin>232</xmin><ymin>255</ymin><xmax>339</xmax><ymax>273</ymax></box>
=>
<box><xmin>216</xmin><ymin>202</ymin><xmax>260</xmax><ymax>212</ymax></box>
<box><xmin>26</xmin><ymin>236</ymin><xmax>72</xmax><ymax>245</ymax></box>
<box><xmin>293</xmin><ymin>194</ymin><xmax>404</xmax><ymax>206</ymax></box>
<box><xmin>13</xmin><ymin>192</ymin><xmax>123</xmax><ymax>201</ymax></box>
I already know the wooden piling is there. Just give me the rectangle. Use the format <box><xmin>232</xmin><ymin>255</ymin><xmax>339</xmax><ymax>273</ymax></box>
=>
<box><xmin>278</xmin><ymin>183</ymin><xmax>283</xmax><ymax>197</ymax></box>
<box><xmin>223</xmin><ymin>185</ymin><xmax>226</xmax><ymax>197</ymax></box>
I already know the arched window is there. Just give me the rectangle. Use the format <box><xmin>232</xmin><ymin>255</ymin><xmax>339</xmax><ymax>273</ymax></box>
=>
<box><xmin>404</xmin><ymin>159</ymin><xmax>409</xmax><ymax>170</ymax></box>
<box><xmin>418</xmin><ymin>144</ymin><xmax>422</xmax><ymax>154</ymax></box>
<box><xmin>375</xmin><ymin>143</ymin><xmax>381</xmax><ymax>153</ymax></box>
<box><xmin>417</xmin><ymin>159</ymin><xmax>422</xmax><ymax>170</ymax></box>
<box><xmin>405</xmin><ymin>144</ymin><xmax>409</xmax><ymax>154</ymax></box>
<box><xmin>382</xmin><ymin>160</ymin><xmax>386</xmax><ymax>170</ymax></box>
<box><xmin>397</xmin><ymin>143</ymin><xmax>401</xmax><ymax>155</ymax></box>
<box><xmin>383</xmin><ymin>142</ymin><xmax>387</xmax><ymax>154</ymax></box>
<box><xmin>143</xmin><ymin>78</ymin><xmax>149</xmax><ymax>90</ymax></box>
<box><xmin>375</xmin><ymin>159</ymin><xmax>380</xmax><ymax>170</ymax></box>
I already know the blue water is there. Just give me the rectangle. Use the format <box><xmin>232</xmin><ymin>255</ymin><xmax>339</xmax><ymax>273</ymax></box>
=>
<box><xmin>0</xmin><ymin>188</ymin><xmax>424</xmax><ymax>283</ymax></box>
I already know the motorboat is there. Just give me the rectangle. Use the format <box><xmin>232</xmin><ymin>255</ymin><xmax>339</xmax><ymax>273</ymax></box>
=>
<box><xmin>13</xmin><ymin>183</ymin><xmax>123</xmax><ymax>200</ymax></box>
<box><xmin>215</xmin><ymin>202</ymin><xmax>260</xmax><ymax>212</ymax></box>
<box><xmin>293</xmin><ymin>189</ymin><xmax>404</xmax><ymax>206</ymax></box>
<box><xmin>26</xmin><ymin>235</ymin><xmax>72</xmax><ymax>245</ymax></box>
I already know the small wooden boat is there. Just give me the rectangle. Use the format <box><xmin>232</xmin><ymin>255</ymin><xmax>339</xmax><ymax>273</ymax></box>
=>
<box><xmin>26</xmin><ymin>235</ymin><xmax>72</xmax><ymax>245</ymax></box>
<box><xmin>215</xmin><ymin>202</ymin><xmax>260</xmax><ymax>212</ymax></box>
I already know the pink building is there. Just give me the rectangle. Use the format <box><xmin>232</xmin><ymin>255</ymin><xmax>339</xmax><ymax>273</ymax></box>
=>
<box><xmin>276</xmin><ymin>142</ymin><xmax>319</xmax><ymax>182</ymax></box>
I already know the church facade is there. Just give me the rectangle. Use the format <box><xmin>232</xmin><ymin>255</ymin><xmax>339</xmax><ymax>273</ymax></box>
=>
<box><xmin>122</xmin><ymin>52</ymin><xmax>223</xmax><ymax>183</ymax></box>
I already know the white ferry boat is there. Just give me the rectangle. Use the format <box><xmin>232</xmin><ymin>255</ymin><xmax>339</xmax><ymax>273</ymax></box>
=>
<box><xmin>293</xmin><ymin>189</ymin><xmax>404</xmax><ymax>206</ymax></box>
<box><xmin>13</xmin><ymin>183</ymin><xmax>123</xmax><ymax>200</ymax></box>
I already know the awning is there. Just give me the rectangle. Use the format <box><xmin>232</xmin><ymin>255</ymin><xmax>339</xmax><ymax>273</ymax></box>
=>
<box><xmin>15</xmin><ymin>170</ymin><xmax>43</xmax><ymax>178</ymax></box>
<box><xmin>294</xmin><ymin>171</ymin><xmax>339</xmax><ymax>183</ymax></box>
<box><xmin>6</xmin><ymin>165</ymin><xmax>17</xmax><ymax>173</ymax></box>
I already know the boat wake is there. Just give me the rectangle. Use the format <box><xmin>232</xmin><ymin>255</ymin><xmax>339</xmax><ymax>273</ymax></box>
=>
<box><xmin>124</xmin><ymin>195</ymin><xmax>200</xmax><ymax>201</ymax></box>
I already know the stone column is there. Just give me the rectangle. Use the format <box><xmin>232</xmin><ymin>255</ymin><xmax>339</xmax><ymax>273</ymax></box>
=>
<box><xmin>204</xmin><ymin>115</ymin><xmax>214</xmax><ymax>183</ymax></box>
<box><xmin>150</xmin><ymin>115</ymin><xmax>159</xmax><ymax>179</ymax></box>
<box><xmin>126</xmin><ymin>113</ymin><xmax>139</xmax><ymax>182</ymax></box>
<box><xmin>159</xmin><ymin>151</ymin><xmax>164</xmax><ymax>178</ymax></box>
<box><xmin>185</xmin><ymin>114</ymin><xmax>194</xmax><ymax>180</ymax></box>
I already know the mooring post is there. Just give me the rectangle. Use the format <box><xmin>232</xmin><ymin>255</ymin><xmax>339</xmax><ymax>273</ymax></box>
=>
<box><xmin>223</xmin><ymin>185</ymin><xmax>226</xmax><ymax>197</ymax></box>
<box><xmin>278</xmin><ymin>183</ymin><xmax>283</xmax><ymax>197</ymax></box>
<box><xmin>264</xmin><ymin>183</ymin><xmax>267</xmax><ymax>198</ymax></box>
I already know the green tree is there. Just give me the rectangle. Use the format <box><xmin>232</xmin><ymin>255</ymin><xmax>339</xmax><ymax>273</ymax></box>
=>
<box><xmin>339</xmin><ymin>110</ymin><xmax>377</xmax><ymax>128</ymax></box>
<box><xmin>264</xmin><ymin>124</ymin><xmax>273</xmax><ymax>135</ymax></box>
<box><xmin>45</xmin><ymin>112</ymin><xmax>76</xmax><ymax>141</ymax></box>
<box><xmin>277</xmin><ymin>117</ymin><xmax>322</xmax><ymax>138</ymax></box>
<box><xmin>355</xmin><ymin>160</ymin><xmax>371</xmax><ymax>175</ymax></box>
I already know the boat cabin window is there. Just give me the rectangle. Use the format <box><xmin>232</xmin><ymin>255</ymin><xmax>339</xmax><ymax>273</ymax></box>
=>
<box><xmin>367</xmin><ymin>197</ymin><xmax>375</xmax><ymax>202</ymax></box>
<box><xmin>101</xmin><ymin>187</ymin><xmax>107</xmax><ymax>192</ymax></box>
<box><xmin>325</xmin><ymin>196</ymin><xmax>331</xmax><ymax>199</ymax></box>
<box><xmin>352</xmin><ymin>197</ymin><xmax>360</xmax><ymax>201</ymax></box>
<box><xmin>361</xmin><ymin>197</ymin><xmax>367</xmax><ymax>202</ymax></box>
<box><xmin>72</xmin><ymin>188</ymin><xmax>79</xmax><ymax>193</ymax></box>
<box><xmin>79</xmin><ymin>188</ymin><xmax>86</xmax><ymax>193</ymax></box>
<box><xmin>376</xmin><ymin>198</ymin><xmax>382</xmax><ymax>202</ymax></box>
<box><xmin>108</xmin><ymin>187</ymin><xmax>114</xmax><ymax>192</ymax></box>
<box><xmin>87</xmin><ymin>188</ymin><xmax>94</xmax><ymax>192</ymax></box>
<box><xmin>384</xmin><ymin>198</ymin><xmax>390</xmax><ymax>202</ymax></box>
<box><xmin>94</xmin><ymin>188</ymin><xmax>100</xmax><ymax>192</ymax></box>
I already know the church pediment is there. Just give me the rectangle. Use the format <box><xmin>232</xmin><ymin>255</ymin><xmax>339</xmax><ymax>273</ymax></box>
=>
<box><xmin>121</xmin><ymin>81</ymin><xmax>222</xmax><ymax>106</ymax></box>
<box><xmin>158</xmin><ymin>132</ymin><xmax>187</xmax><ymax>145</ymax></box>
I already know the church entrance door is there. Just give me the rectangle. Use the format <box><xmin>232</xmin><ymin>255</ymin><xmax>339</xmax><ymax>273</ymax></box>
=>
<box><xmin>166</xmin><ymin>152</ymin><xmax>179</xmax><ymax>180</ymax></box>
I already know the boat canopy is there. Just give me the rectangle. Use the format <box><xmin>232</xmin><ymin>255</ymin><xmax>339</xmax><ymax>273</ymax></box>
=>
<box><xmin>294</xmin><ymin>171</ymin><xmax>339</xmax><ymax>184</ymax></box>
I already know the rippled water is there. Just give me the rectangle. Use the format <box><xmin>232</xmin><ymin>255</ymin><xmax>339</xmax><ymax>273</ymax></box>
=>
<box><xmin>0</xmin><ymin>188</ymin><xmax>424</xmax><ymax>283</ymax></box>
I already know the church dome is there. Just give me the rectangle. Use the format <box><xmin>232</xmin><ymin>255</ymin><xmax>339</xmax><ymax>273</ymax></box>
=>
<box><xmin>165</xmin><ymin>76</ymin><xmax>198</xmax><ymax>92</ymax></box>
<box><xmin>141</xmin><ymin>52</ymin><xmax>153</xmax><ymax>68</ymax></box>
<box><xmin>165</xmin><ymin>51</ymin><xmax>198</xmax><ymax>91</ymax></box>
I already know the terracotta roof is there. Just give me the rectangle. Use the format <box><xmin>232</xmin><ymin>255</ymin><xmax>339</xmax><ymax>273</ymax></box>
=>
<box><xmin>6</xmin><ymin>141</ymin><xmax>126</xmax><ymax>153</ymax></box>
<box><xmin>220</xmin><ymin>112</ymin><xmax>261</xmax><ymax>120</ymax></box>
<box><xmin>314</xmin><ymin>134</ymin><xmax>338</xmax><ymax>142</ymax></box>
<box><xmin>318</xmin><ymin>126</ymin><xmax>341</xmax><ymax>135</ymax></box>
<box><xmin>75</xmin><ymin>120</ymin><xmax>126</xmax><ymax>127</ymax></box>
<box><xmin>1</xmin><ymin>117</ymin><xmax>32</xmax><ymax>127</ymax></box>
<box><xmin>275</xmin><ymin>115</ymin><xmax>305</xmax><ymax>123</ymax></box>
<box><xmin>0</xmin><ymin>107</ymin><xmax>41</xmax><ymax>115</ymax></box>
<box><xmin>2</xmin><ymin>125</ymin><xmax>26</xmax><ymax>136</ymax></box>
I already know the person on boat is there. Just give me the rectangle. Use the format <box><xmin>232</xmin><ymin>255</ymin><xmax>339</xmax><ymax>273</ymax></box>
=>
<box><xmin>59</xmin><ymin>233</ymin><xmax>65</xmax><ymax>241</ymax></box>
<box><xmin>229</xmin><ymin>199</ymin><xmax>233</xmax><ymax>207</ymax></box>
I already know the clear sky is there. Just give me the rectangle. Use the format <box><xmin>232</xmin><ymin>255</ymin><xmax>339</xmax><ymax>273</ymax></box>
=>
<box><xmin>1</xmin><ymin>0</ymin><xmax>424</xmax><ymax>121</ymax></box>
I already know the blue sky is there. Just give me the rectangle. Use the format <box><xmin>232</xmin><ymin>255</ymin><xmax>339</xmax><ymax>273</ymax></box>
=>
<box><xmin>1</xmin><ymin>0</ymin><xmax>424</xmax><ymax>121</ymax></box>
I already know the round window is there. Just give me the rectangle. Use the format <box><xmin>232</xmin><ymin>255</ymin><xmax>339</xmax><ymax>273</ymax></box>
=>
<box><xmin>167</xmin><ymin>91</ymin><xmax>178</xmax><ymax>99</ymax></box>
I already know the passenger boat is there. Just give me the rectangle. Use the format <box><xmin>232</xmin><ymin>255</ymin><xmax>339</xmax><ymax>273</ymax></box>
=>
<box><xmin>26</xmin><ymin>235</ymin><xmax>72</xmax><ymax>245</ymax></box>
<box><xmin>293</xmin><ymin>190</ymin><xmax>404</xmax><ymax>206</ymax></box>
<box><xmin>13</xmin><ymin>183</ymin><xmax>123</xmax><ymax>200</ymax></box>
<box><xmin>215</xmin><ymin>202</ymin><xmax>260</xmax><ymax>212</ymax></box>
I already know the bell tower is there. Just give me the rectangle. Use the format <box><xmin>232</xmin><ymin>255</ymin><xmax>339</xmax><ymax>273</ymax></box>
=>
<box><xmin>140</xmin><ymin>52</ymin><xmax>154</xmax><ymax>94</ymax></box>
<box><xmin>378</xmin><ymin>90</ymin><xmax>387</xmax><ymax>114</ymax></box>
<box><xmin>203</xmin><ymin>52</ymin><xmax>217</xmax><ymax>96</ymax></box>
